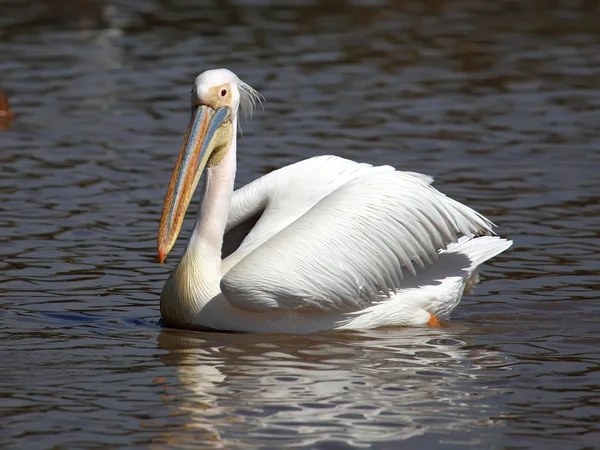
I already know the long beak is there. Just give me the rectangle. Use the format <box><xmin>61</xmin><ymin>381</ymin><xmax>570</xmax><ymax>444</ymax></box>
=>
<box><xmin>157</xmin><ymin>105</ymin><xmax>230</xmax><ymax>263</ymax></box>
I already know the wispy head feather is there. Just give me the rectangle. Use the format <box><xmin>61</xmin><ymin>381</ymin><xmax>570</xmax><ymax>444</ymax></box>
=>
<box><xmin>237</xmin><ymin>77</ymin><xmax>264</xmax><ymax>121</ymax></box>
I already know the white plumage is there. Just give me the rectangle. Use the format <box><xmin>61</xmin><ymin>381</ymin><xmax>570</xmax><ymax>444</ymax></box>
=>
<box><xmin>157</xmin><ymin>69</ymin><xmax>512</xmax><ymax>334</ymax></box>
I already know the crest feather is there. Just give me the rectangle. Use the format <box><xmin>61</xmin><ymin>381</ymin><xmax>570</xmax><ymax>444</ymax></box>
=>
<box><xmin>236</xmin><ymin>77</ymin><xmax>264</xmax><ymax>121</ymax></box>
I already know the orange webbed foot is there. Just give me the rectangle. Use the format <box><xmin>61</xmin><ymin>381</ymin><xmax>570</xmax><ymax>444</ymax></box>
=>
<box><xmin>427</xmin><ymin>313</ymin><xmax>441</xmax><ymax>327</ymax></box>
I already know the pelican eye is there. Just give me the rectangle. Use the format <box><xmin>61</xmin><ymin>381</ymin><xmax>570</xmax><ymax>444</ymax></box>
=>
<box><xmin>220</xmin><ymin>89</ymin><xmax>227</xmax><ymax>97</ymax></box>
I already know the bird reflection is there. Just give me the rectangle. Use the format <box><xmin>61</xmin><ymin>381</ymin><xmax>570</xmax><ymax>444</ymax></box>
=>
<box><xmin>150</xmin><ymin>327</ymin><xmax>509</xmax><ymax>448</ymax></box>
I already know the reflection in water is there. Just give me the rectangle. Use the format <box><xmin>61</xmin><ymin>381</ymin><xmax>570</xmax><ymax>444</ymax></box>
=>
<box><xmin>154</xmin><ymin>328</ymin><xmax>509</xmax><ymax>448</ymax></box>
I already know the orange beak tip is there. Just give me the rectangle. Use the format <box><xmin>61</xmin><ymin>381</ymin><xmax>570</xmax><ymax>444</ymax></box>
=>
<box><xmin>158</xmin><ymin>247</ymin><xmax>166</xmax><ymax>264</ymax></box>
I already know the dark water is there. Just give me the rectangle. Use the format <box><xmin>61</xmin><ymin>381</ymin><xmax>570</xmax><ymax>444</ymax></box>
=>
<box><xmin>1</xmin><ymin>0</ymin><xmax>600</xmax><ymax>448</ymax></box>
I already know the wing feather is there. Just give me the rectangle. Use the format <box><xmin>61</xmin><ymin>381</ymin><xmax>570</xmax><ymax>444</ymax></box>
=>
<box><xmin>221</xmin><ymin>166</ymin><xmax>494</xmax><ymax>314</ymax></box>
<box><xmin>223</xmin><ymin>156</ymin><xmax>394</xmax><ymax>271</ymax></box>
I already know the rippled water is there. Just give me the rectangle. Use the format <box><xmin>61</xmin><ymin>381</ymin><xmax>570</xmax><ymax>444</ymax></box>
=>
<box><xmin>2</xmin><ymin>0</ymin><xmax>600</xmax><ymax>448</ymax></box>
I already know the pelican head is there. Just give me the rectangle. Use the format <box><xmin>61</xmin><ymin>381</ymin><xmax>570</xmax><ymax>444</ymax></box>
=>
<box><xmin>157</xmin><ymin>69</ymin><xmax>261</xmax><ymax>263</ymax></box>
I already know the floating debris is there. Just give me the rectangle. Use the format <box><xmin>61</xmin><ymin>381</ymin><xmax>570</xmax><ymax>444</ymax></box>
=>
<box><xmin>0</xmin><ymin>89</ymin><xmax>15</xmax><ymax>130</ymax></box>
<box><xmin>0</xmin><ymin>90</ymin><xmax>15</xmax><ymax>117</ymax></box>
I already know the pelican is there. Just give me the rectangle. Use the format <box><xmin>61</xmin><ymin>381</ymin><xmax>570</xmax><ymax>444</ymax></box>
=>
<box><xmin>157</xmin><ymin>68</ymin><xmax>512</xmax><ymax>334</ymax></box>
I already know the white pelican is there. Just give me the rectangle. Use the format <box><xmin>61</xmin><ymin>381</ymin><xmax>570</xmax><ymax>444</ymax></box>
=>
<box><xmin>157</xmin><ymin>68</ymin><xmax>512</xmax><ymax>334</ymax></box>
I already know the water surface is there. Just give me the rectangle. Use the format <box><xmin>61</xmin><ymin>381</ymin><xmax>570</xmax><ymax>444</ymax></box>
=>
<box><xmin>1</xmin><ymin>0</ymin><xmax>600</xmax><ymax>448</ymax></box>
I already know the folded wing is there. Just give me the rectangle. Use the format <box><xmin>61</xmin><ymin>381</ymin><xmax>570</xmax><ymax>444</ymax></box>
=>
<box><xmin>222</xmin><ymin>156</ymin><xmax>395</xmax><ymax>271</ymax></box>
<box><xmin>221</xmin><ymin>169</ymin><xmax>494</xmax><ymax>313</ymax></box>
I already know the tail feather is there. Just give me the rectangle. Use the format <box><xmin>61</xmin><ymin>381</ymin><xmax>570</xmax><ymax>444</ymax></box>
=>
<box><xmin>444</xmin><ymin>236</ymin><xmax>513</xmax><ymax>272</ymax></box>
<box><xmin>393</xmin><ymin>235</ymin><xmax>512</xmax><ymax>320</ymax></box>
<box><xmin>343</xmin><ymin>236</ymin><xmax>512</xmax><ymax>327</ymax></box>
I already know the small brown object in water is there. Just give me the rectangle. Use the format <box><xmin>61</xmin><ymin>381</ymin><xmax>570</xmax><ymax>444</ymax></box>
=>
<box><xmin>0</xmin><ymin>90</ymin><xmax>15</xmax><ymax>118</ymax></box>
<box><xmin>0</xmin><ymin>90</ymin><xmax>15</xmax><ymax>130</ymax></box>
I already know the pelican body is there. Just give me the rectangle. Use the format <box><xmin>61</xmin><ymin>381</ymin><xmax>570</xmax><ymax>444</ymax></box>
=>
<box><xmin>157</xmin><ymin>69</ymin><xmax>512</xmax><ymax>334</ymax></box>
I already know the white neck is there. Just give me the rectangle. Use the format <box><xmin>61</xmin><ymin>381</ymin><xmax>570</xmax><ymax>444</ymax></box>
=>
<box><xmin>160</xmin><ymin>118</ymin><xmax>244</xmax><ymax>330</ymax></box>
<box><xmin>188</xmin><ymin>130</ymin><xmax>237</xmax><ymax>281</ymax></box>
